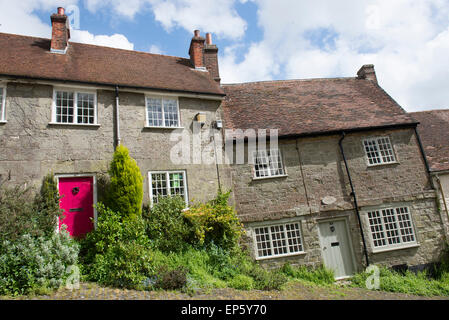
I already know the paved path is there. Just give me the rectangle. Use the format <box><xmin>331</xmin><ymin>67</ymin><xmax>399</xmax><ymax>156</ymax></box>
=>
<box><xmin>5</xmin><ymin>281</ymin><xmax>448</xmax><ymax>300</ymax></box>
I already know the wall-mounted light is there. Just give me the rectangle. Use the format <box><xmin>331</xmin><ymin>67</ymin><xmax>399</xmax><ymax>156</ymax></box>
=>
<box><xmin>215</xmin><ymin>120</ymin><xmax>223</xmax><ymax>129</ymax></box>
<box><xmin>195</xmin><ymin>113</ymin><xmax>207</xmax><ymax>127</ymax></box>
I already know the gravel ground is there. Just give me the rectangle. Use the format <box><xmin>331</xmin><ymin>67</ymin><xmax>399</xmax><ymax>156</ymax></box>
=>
<box><xmin>3</xmin><ymin>281</ymin><xmax>448</xmax><ymax>300</ymax></box>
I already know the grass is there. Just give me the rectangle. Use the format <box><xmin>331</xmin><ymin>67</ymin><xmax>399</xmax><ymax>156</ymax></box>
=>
<box><xmin>280</xmin><ymin>263</ymin><xmax>336</xmax><ymax>287</ymax></box>
<box><xmin>351</xmin><ymin>265</ymin><xmax>449</xmax><ymax>297</ymax></box>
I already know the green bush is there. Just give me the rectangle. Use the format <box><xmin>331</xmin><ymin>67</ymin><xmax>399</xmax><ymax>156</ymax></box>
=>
<box><xmin>228</xmin><ymin>274</ymin><xmax>255</xmax><ymax>290</ymax></box>
<box><xmin>280</xmin><ymin>263</ymin><xmax>335</xmax><ymax>286</ymax></box>
<box><xmin>79</xmin><ymin>203</ymin><xmax>153</xmax><ymax>288</ymax></box>
<box><xmin>247</xmin><ymin>264</ymin><xmax>288</xmax><ymax>291</ymax></box>
<box><xmin>0</xmin><ymin>174</ymin><xmax>62</xmax><ymax>241</ymax></box>
<box><xmin>107</xmin><ymin>145</ymin><xmax>143</xmax><ymax>219</ymax></box>
<box><xmin>351</xmin><ymin>265</ymin><xmax>449</xmax><ymax>297</ymax></box>
<box><xmin>154</xmin><ymin>266</ymin><xmax>188</xmax><ymax>290</ymax></box>
<box><xmin>0</xmin><ymin>231</ymin><xmax>79</xmax><ymax>296</ymax></box>
<box><xmin>143</xmin><ymin>196</ymin><xmax>192</xmax><ymax>252</ymax></box>
<box><xmin>183</xmin><ymin>191</ymin><xmax>243</xmax><ymax>251</ymax></box>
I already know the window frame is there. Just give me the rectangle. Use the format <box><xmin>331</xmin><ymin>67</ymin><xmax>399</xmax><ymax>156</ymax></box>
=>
<box><xmin>0</xmin><ymin>84</ymin><xmax>6</xmax><ymax>122</ymax></box>
<box><xmin>252</xmin><ymin>148</ymin><xmax>287</xmax><ymax>179</ymax></box>
<box><xmin>364</xmin><ymin>205</ymin><xmax>419</xmax><ymax>253</ymax></box>
<box><xmin>148</xmin><ymin>170</ymin><xmax>188</xmax><ymax>206</ymax></box>
<box><xmin>51</xmin><ymin>87</ymin><xmax>98</xmax><ymax>126</ymax></box>
<box><xmin>362</xmin><ymin>136</ymin><xmax>397</xmax><ymax>167</ymax></box>
<box><xmin>251</xmin><ymin>219</ymin><xmax>306</xmax><ymax>260</ymax></box>
<box><xmin>145</xmin><ymin>95</ymin><xmax>182</xmax><ymax>129</ymax></box>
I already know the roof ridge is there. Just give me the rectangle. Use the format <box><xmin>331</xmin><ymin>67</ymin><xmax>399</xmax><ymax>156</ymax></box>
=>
<box><xmin>222</xmin><ymin>77</ymin><xmax>357</xmax><ymax>86</ymax></box>
<box><xmin>409</xmin><ymin>109</ymin><xmax>449</xmax><ymax>114</ymax></box>
<box><xmin>0</xmin><ymin>32</ymin><xmax>188</xmax><ymax>61</ymax></box>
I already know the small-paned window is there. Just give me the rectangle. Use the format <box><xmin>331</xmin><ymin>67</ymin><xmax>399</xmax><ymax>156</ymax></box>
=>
<box><xmin>53</xmin><ymin>90</ymin><xmax>97</xmax><ymax>124</ymax></box>
<box><xmin>149</xmin><ymin>171</ymin><xmax>187</xmax><ymax>205</ymax></box>
<box><xmin>253</xmin><ymin>149</ymin><xmax>285</xmax><ymax>178</ymax></box>
<box><xmin>363</xmin><ymin>136</ymin><xmax>396</xmax><ymax>166</ymax></box>
<box><xmin>253</xmin><ymin>222</ymin><xmax>304</xmax><ymax>259</ymax></box>
<box><xmin>0</xmin><ymin>86</ymin><xmax>5</xmax><ymax>121</ymax></box>
<box><xmin>146</xmin><ymin>96</ymin><xmax>180</xmax><ymax>127</ymax></box>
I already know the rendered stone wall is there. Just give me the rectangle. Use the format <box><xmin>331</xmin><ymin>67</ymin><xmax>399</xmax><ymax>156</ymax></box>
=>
<box><xmin>0</xmin><ymin>82</ymin><xmax>231</xmax><ymax>205</ymax></box>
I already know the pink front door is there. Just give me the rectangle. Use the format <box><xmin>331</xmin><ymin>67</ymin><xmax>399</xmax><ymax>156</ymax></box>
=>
<box><xmin>59</xmin><ymin>176</ymin><xmax>95</xmax><ymax>238</ymax></box>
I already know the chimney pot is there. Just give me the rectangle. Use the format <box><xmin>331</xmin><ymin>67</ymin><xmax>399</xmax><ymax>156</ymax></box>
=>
<box><xmin>206</xmin><ymin>33</ymin><xmax>212</xmax><ymax>45</ymax></box>
<box><xmin>57</xmin><ymin>7</ymin><xmax>65</xmax><ymax>15</ymax></box>
<box><xmin>194</xmin><ymin>30</ymin><xmax>200</xmax><ymax>37</ymax></box>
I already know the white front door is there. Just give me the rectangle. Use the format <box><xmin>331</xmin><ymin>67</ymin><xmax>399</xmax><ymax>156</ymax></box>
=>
<box><xmin>318</xmin><ymin>219</ymin><xmax>355</xmax><ymax>279</ymax></box>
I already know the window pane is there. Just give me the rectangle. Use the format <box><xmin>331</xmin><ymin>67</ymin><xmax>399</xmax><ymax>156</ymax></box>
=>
<box><xmin>368</xmin><ymin>210</ymin><xmax>387</xmax><ymax>247</ymax></box>
<box><xmin>377</xmin><ymin>137</ymin><xmax>396</xmax><ymax>163</ymax></box>
<box><xmin>255</xmin><ymin>227</ymin><xmax>272</xmax><ymax>257</ymax></box>
<box><xmin>169</xmin><ymin>172</ymin><xmax>185</xmax><ymax>199</ymax></box>
<box><xmin>56</xmin><ymin>91</ymin><xmax>74</xmax><ymax>123</ymax></box>
<box><xmin>286</xmin><ymin>223</ymin><xmax>303</xmax><ymax>253</ymax></box>
<box><xmin>254</xmin><ymin>150</ymin><xmax>270</xmax><ymax>177</ymax></box>
<box><xmin>269</xmin><ymin>149</ymin><xmax>285</xmax><ymax>176</ymax></box>
<box><xmin>364</xmin><ymin>139</ymin><xmax>381</xmax><ymax>165</ymax></box>
<box><xmin>77</xmin><ymin>92</ymin><xmax>95</xmax><ymax>124</ymax></box>
<box><xmin>151</xmin><ymin>173</ymin><xmax>167</xmax><ymax>204</ymax></box>
<box><xmin>270</xmin><ymin>225</ymin><xmax>288</xmax><ymax>255</ymax></box>
<box><xmin>382</xmin><ymin>208</ymin><xmax>401</xmax><ymax>245</ymax></box>
<box><xmin>163</xmin><ymin>99</ymin><xmax>179</xmax><ymax>127</ymax></box>
<box><xmin>396</xmin><ymin>207</ymin><xmax>415</xmax><ymax>243</ymax></box>
<box><xmin>147</xmin><ymin>98</ymin><xmax>163</xmax><ymax>126</ymax></box>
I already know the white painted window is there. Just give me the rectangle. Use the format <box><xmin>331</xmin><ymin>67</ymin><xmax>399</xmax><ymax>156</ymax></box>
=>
<box><xmin>253</xmin><ymin>221</ymin><xmax>304</xmax><ymax>259</ymax></box>
<box><xmin>253</xmin><ymin>149</ymin><xmax>285</xmax><ymax>178</ymax></box>
<box><xmin>367</xmin><ymin>206</ymin><xmax>416</xmax><ymax>250</ymax></box>
<box><xmin>363</xmin><ymin>136</ymin><xmax>396</xmax><ymax>166</ymax></box>
<box><xmin>149</xmin><ymin>171</ymin><xmax>188</xmax><ymax>205</ymax></box>
<box><xmin>146</xmin><ymin>96</ymin><xmax>180</xmax><ymax>127</ymax></box>
<box><xmin>53</xmin><ymin>89</ymin><xmax>97</xmax><ymax>125</ymax></box>
<box><xmin>0</xmin><ymin>86</ymin><xmax>6</xmax><ymax>121</ymax></box>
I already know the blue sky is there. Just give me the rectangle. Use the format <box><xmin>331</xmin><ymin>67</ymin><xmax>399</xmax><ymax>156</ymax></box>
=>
<box><xmin>0</xmin><ymin>0</ymin><xmax>448</xmax><ymax>112</ymax></box>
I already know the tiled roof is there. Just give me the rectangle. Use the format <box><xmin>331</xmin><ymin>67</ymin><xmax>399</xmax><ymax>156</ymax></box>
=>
<box><xmin>410</xmin><ymin>110</ymin><xmax>449</xmax><ymax>172</ymax></box>
<box><xmin>0</xmin><ymin>32</ymin><xmax>224</xmax><ymax>96</ymax></box>
<box><xmin>222</xmin><ymin>78</ymin><xmax>417</xmax><ymax>138</ymax></box>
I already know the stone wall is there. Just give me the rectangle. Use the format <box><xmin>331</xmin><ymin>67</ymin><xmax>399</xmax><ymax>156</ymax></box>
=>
<box><xmin>0</xmin><ymin>81</ymin><xmax>231</xmax><ymax>205</ymax></box>
<box><xmin>233</xmin><ymin>128</ymin><xmax>446</xmax><ymax>269</ymax></box>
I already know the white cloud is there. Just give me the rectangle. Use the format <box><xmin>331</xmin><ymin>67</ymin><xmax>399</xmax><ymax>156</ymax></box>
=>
<box><xmin>219</xmin><ymin>0</ymin><xmax>449</xmax><ymax>111</ymax></box>
<box><xmin>71</xmin><ymin>30</ymin><xmax>134</xmax><ymax>50</ymax></box>
<box><xmin>148</xmin><ymin>44</ymin><xmax>164</xmax><ymax>54</ymax></box>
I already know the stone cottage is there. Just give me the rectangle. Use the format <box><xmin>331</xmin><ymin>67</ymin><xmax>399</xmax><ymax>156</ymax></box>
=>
<box><xmin>0</xmin><ymin>8</ymin><xmax>231</xmax><ymax>237</ymax></box>
<box><xmin>0</xmin><ymin>7</ymin><xmax>446</xmax><ymax>277</ymax></box>
<box><xmin>411</xmin><ymin>110</ymin><xmax>449</xmax><ymax>238</ymax></box>
<box><xmin>222</xmin><ymin>70</ymin><xmax>446</xmax><ymax>278</ymax></box>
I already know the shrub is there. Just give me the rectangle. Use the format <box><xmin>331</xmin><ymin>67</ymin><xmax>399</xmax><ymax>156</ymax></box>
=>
<box><xmin>79</xmin><ymin>203</ymin><xmax>153</xmax><ymax>288</ymax></box>
<box><xmin>280</xmin><ymin>263</ymin><xmax>335</xmax><ymax>286</ymax></box>
<box><xmin>0</xmin><ymin>231</ymin><xmax>79</xmax><ymax>296</ymax></box>
<box><xmin>228</xmin><ymin>274</ymin><xmax>255</xmax><ymax>290</ymax></box>
<box><xmin>107</xmin><ymin>145</ymin><xmax>143</xmax><ymax>219</ymax></box>
<box><xmin>351</xmin><ymin>265</ymin><xmax>449</xmax><ymax>297</ymax></box>
<box><xmin>183</xmin><ymin>191</ymin><xmax>243</xmax><ymax>251</ymax></box>
<box><xmin>0</xmin><ymin>174</ymin><xmax>62</xmax><ymax>241</ymax></box>
<box><xmin>247</xmin><ymin>265</ymin><xmax>288</xmax><ymax>291</ymax></box>
<box><xmin>154</xmin><ymin>266</ymin><xmax>188</xmax><ymax>290</ymax></box>
<box><xmin>143</xmin><ymin>196</ymin><xmax>192</xmax><ymax>252</ymax></box>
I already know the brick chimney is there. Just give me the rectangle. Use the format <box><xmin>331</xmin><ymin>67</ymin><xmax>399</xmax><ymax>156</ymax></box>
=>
<box><xmin>50</xmin><ymin>7</ymin><xmax>70</xmax><ymax>54</ymax></box>
<box><xmin>357</xmin><ymin>64</ymin><xmax>377</xmax><ymax>83</ymax></box>
<box><xmin>204</xmin><ymin>33</ymin><xmax>221</xmax><ymax>83</ymax></box>
<box><xmin>189</xmin><ymin>30</ymin><xmax>206</xmax><ymax>70</ymax></box>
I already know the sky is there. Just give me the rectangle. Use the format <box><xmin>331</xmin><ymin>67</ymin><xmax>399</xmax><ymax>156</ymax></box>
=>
<box><xmin>0</xmin><ymin>0</ymin><xmax>448</xmax><ymax>112</ymax></box>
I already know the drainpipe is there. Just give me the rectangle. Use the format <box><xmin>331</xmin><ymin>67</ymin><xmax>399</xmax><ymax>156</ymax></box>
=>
<box><xmin>338</xmin><ymin>132</ymin><xmax>370</xmax><ymax>267</ymax></box>
<box><xmin>115</xmin><ymin>85</ymin><xmax>121</xmax><ymax>148</ymax></box>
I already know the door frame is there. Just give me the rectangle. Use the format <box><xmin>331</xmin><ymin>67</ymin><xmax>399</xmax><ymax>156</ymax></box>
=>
<box><xmin>317</xmin><ymin>216</ymin><xmax>357</xmax><ymax>279</ymax></box>
<box><xmin>55</xmin><ymin>173</ymin><xmax>98</xmax><ymax>233</ymax></box>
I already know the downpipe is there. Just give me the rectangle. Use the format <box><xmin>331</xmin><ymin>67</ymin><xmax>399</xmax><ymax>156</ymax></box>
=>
<box><xmin>115</xmin><ymin>85</ymin><xmax>121</xmax><ymax>148</ymax></box>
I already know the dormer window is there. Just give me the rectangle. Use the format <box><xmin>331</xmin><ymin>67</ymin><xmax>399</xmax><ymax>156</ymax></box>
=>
<box><xmin>52</xmin><ymin>89</ymin><xmax>97</xmax><ymax>125</ymax></box>
<box><xmin>145</xmin><ymin>96</ymin><xmax>180</xmax><ymax>128</ymax></box>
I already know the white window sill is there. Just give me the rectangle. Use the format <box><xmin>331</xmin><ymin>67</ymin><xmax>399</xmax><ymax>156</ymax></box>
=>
<box><xmin>252</xmin><ymin>174</ymin><xmax>288</xmax><ymax>181</ymax></box>
<box><xmin>144</xmin><ymin>126</ymin><xmax>184</xmax><ymax>129</ymax></box>
<box><xmin>0</xmin><ymin>120</ymin><xmax>6</xmax><ymax>124</ymax></box>
<box><xmin>367</xmin><ymin>161</ymin><xmax>399</xmax><ymax>167</ymax></box>
<box><xmin>372</xmin><ymin>243</ymin><xmax>420</xmax><ymax>254</ymax></box>
<box><xmin>256</xmin><ymin>251</ymin><xmax>306</xmax><ymax>261</ymax></box>
<box><xmin>49</xmin><ymin>122</ymin><xmax>101</xmax><ymax>127</ymax></box>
